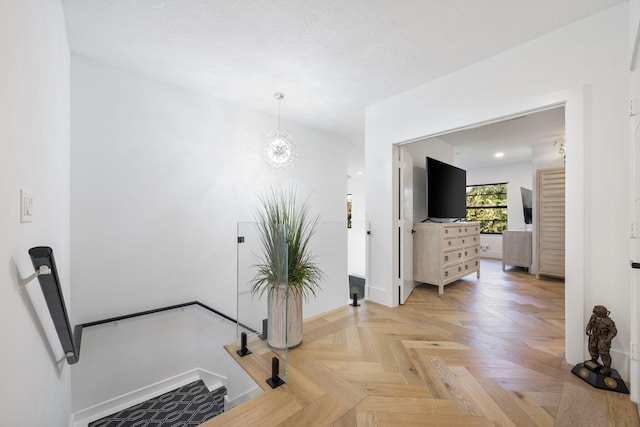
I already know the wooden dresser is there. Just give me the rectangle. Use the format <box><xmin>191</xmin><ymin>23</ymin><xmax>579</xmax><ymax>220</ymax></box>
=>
<box><xmin>413</xmin><ymin>222</ymin><xmax>481</xmax><ymax>294</ymax></box>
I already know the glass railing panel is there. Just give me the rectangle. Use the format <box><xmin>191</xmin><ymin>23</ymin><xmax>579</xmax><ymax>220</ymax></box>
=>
<box><xmin>236</xmin><ymin>221</ymin><xmax>288</xmax><ymax>384</ymax></box>
<box><xmin>236</xmin><ymin>219</ymin><xmax>361</xmax><ymax>385</ymax></box>
<box><xmin>236</xmin><ymin>222</ymin><xmax>267</xmax><ymax>338</ymax></box>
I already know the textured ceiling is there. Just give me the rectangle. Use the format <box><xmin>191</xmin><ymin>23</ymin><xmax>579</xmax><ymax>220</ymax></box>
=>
<box><xmin>62</xmin><ymin>0</ymin><xmax>623</xmax><ymax>148</ymax></box>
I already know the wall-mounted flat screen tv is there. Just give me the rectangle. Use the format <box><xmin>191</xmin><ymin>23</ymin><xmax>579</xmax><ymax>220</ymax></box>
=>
<box><xmin>426</xmin><ymin>157</ymin><xmax>467</xmax><ymax>220</ymax></box>
<box><xmin>520</xmin><ymin>187</ymin><xmax>533</xmax><ymax>224</ymax></box>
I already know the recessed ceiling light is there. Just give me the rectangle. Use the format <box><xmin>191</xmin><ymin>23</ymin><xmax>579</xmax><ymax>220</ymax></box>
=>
<box><xmin>494</xmin><ymin>152</ymin><xmax>505</xmax><ymax>158</ymax></box>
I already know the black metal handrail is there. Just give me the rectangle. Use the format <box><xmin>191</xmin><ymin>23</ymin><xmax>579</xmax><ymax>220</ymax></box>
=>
<box><xmin>78</xmin><ymin>301</ymin><xmax>256</xmax><ymax>333</ymax></box>
<box><xmin>29</xmin><ymin>246</ymin><xmax>253</xmax><ymax>365</ymax></box>
<box><xmin>29</xmin><ymin>246</ymin><xmax>79</xmax><ymax>364</ymax></box>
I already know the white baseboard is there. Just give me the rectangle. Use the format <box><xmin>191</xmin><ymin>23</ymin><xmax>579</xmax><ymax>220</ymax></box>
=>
<box><xmin>224</xmin><ymin>385</ymin><xmax>263</xmax><ymax>411</ymax></box>
<box><xmin>71</xmin><ymin>368</ymin><xmax>226</xmax><ymax>427</ymax></box>
<box><xmin>480</xmin><ymin>252</ymin><xmax>501</xmax><ymax>260</ymax></box>
<box><xmin>610</xmin><ymin>349</ymin><xmax>629</xmax><ymax>380</ymax></box>
<box><xmin>367</xmin><ymin>285</ymin><xmax>387</xmax><ymax>304</ymax></box>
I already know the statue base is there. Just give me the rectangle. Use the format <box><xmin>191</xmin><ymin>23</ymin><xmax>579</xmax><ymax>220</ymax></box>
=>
<box><xmin>571</xmin><ymin>362</ymin><xmax>629</xmax><ymax>394</ymax></box>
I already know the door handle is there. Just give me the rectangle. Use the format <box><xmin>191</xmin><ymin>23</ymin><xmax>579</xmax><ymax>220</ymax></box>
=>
<box><xmin>632</xmin><ymin>261</ymin><xmax>640</xmax><ymax>269</ymax></box>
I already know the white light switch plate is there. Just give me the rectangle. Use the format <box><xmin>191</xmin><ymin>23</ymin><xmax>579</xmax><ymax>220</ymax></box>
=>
<box><xmin>20</xmin><ymin>189</ymin><xmax>33</xmax><ymax>223</ymax></box>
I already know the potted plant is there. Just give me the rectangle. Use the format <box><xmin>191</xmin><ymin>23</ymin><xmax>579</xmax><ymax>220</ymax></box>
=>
<box><xmin>250</xmin><ymin>187</ymin><xmax>324</xmax><ymax>349</ymax></box>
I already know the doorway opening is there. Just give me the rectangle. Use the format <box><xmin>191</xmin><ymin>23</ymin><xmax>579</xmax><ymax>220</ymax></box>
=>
<box><xmin>394</xmin><ymin>101</ymin><xmax>584</xmax><ymax>354</ymax></box>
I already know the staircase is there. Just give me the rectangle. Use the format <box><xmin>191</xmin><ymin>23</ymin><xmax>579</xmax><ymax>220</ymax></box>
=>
<box><xmin>88</xmin><ymin>380</ymin><xmax>226</xmax><ymax>427</ymax></box>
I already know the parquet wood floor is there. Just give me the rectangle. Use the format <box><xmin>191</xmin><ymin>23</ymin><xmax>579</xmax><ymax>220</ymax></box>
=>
<box><xmin>204</xmin><ymin>259</ymin><xmax>639</xmax><ymax>426</ymax></box>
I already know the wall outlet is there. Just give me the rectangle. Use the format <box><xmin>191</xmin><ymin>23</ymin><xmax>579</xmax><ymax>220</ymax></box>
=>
<box><xmin>632</xmin><ymin>343</ymin><xmax>640</xmax><ymax>361</ymax></box>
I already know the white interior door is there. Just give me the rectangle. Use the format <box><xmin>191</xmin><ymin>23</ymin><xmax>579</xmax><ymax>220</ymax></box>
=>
<box><xmin>630</xmin><ymin>107</ymin><xmax>640</xmax><ymax>405</ymax></box>
<box><xmin>399</xmin><ymin>147</ymin><xmax>415</xmax><ymax>304</ymax></box>
<box><xmin>630</xmin><ymin>17</ymin><xmax>640</xmax><ymax>405</ymax></box>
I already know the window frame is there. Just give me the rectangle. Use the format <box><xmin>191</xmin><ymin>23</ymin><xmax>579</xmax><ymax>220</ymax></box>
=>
<box><xmin>465</xmin><ymin>182</ymin><xmax>508</xmax><ymax>235</ymax></box>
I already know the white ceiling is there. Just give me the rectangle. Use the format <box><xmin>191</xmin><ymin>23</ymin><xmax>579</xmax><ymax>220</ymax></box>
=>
<box><xmin>61</xmin><ymin>0</ymin><xmax>622</xmax><ymax>158</ymax></box>
<box><xmin>405</xmin><ymin>106</ymin><xmax>566</xmax><ymax>170</ymax></box>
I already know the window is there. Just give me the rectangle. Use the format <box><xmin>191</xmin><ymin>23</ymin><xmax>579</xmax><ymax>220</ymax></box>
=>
<box><xmin>466</xmin><ymin>183</ymin><xmax>507</xmax><ymax>234</ymax></box>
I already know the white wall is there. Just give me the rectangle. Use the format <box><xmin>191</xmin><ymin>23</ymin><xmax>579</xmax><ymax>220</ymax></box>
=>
<box><xmin>70</xmin><ymin>56</ymin><xmax>348</xmax><ymax>327</ymax></box>
<box><xmin>467</xmin><ymin>161</ymin><xmax>534</xmax><ymax>259</ymax></box>
<box><xmin>365</xmin><ymin>4</ymin><xmax>630</xmax><ymax>376</ymax></box>
<box><xmin>532</xmin><ymin>141</ymin><xmax>566</xmax><ymax>170</ymax></box>
<box><xmin>0</xmin><ymin>1</ymin><xmax>71</xmax><ymax>425</ymax></box>
<box><xmin>404</xmin><ymin>136</ymin><xmax>455</xmax><ymax>169</ymax></box>
<box><xmin>71</xmin><ymin>308</ymin><xmax>257</xmax><ymax>413</ymax></box>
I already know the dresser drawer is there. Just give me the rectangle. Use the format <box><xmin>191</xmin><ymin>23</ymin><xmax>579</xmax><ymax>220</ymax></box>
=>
<box><xmin>457</xmin><ymin>235</ymin><xmax>480</xmax><ymax>247</ymax></box>
<box><xmin>463</xmin><ymin>258</ymin><xmax>480</xmax><ymax>274</ymax></box>
<box><xmin>443</xmin><ymin>237</ymin><xmax>460</xmax><ymax>250</ymax></box>
<box><xmin>443</xmin><ymin>249</ymin><xmax>463</xmax><ymax>266</ymax></box>
<box><xmin>460</xmin><ymin>224</ymin><xmax>480</xmax><ymax>236</ymax></box>
<box><xmin>462</xmin><ymin>235</ymin><xmax>479</xmax><ymax>247</ymax></box>
<box><xmin>443</xmin><ymin>224</ymin><xmax>480</xmax><ymax>237</ymax></box>
<box><xmin>443</xmin><ymin>263</ymin><xmax>464</xmax><ymax>281</ymax></box>
<box><xmin>462</xmin><ymin>246</ymin><xmax>479</xmax><ymax>260</ymax></box>
<box><xmin>443</xmin><ymin>226</ymin><xmax>464</xmax><ymax>237</ymax></box>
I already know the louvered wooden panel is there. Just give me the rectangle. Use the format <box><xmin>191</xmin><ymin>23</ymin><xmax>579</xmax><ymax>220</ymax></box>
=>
<box><xmin>536</xmin><ymin>167</ymin><xmax>565</xmax><ymax>279</ymax></box>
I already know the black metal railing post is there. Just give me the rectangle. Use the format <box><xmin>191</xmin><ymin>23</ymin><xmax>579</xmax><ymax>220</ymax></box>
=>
<box><xmin>266</xmin><ymin>356</ymin><xmax>285</xmax><ymax>388</ymax></box>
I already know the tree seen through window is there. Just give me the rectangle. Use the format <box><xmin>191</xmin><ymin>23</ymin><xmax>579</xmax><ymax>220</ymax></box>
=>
<box><xmin>466</xmin><ymin>183</ymin><xmax>508</xmax><ymax>234</ymax></box>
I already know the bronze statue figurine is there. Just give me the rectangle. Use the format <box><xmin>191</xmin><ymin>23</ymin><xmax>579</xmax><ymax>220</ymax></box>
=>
<box><xmin>585</xmin><ymin>305</ymin><xmax>617</xmax><ymax>376</ymax></box>
<box><xmin>571</xmin><ymin>305</ymin><xmax>628</xmax><ymax>393</ymax></box>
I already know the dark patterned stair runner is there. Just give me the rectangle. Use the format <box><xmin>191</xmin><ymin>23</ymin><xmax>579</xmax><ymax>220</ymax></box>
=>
<box><xmin>89</xmin><ymin>379</ymin><xmax>226</xmax><ymax>427</ymax></box>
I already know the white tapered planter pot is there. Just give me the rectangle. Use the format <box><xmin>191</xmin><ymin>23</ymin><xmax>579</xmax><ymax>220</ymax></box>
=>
<box><xmin>267</xmin><ymin>283</ymin><xmax>303</xmax><ymax>349</ymax></box>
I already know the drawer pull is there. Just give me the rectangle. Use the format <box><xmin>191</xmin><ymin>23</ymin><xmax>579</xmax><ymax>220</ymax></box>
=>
<box><xmin>445</xmin><ymin>255</ymin><xmax>449</xmax><ymax>261</ymax></box>
<box><xmin>445</xmin><ymin>271</ymin><xmax>449</xmax><ymax>277</ymax></box>
<box><xmin>464</xmin><ymin>251</ymin><xmax>468</xmax><ymax>256</ymax></box>
<box><xmin>458</xmin><ymin>266</ymin><xmax>462</xmax><ymax>272</ymax></box>
<box><xmin>458</xmin><ymin>253</ymin><xmax>462</xmax><ymax>258</ymax></box>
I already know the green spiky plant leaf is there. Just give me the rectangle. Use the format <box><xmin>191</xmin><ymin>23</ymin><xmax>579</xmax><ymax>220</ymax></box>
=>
<box><xmin>250</xmin><ymin>187</ymin><xmax>324</xmax><ymax>301</ymax></box>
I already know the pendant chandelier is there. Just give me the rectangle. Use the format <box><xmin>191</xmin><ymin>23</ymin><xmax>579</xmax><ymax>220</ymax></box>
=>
<box><xmin>264</xmin><ymin>92</ymin><xmax>298</xmax><ymax>170</ymax></box>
